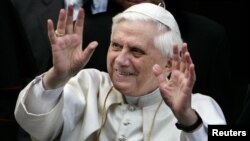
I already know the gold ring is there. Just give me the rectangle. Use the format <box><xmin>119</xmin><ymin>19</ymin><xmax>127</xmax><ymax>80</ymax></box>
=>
<box><xmin>55</xmin><ymin>30</ymin><xmax>65</xmax><ymax>37</ymax></box>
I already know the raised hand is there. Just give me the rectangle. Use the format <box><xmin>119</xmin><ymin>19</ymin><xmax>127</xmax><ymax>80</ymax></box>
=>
<box><xmin>44</xmin><ymin>6</ymin><xmax>98</xmax><ymax>89</ymax></box>
<box><xmin>153</xmin><ymin>43</ymin><xmax>198</xmax><ymax>125</ymax></box>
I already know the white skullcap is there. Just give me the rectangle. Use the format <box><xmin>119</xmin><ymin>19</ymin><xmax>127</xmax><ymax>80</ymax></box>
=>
<box><xmin>123</xmin><ymin>3</ymin><xmax>181</xmax><ymax>36</ymax></box>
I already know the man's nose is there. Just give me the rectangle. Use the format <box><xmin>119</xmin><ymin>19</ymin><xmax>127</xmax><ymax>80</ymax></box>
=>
<box><xmin>115</xmin><ymin>50</ymin><xmax>130</xmax><ymax>66</ymax></box>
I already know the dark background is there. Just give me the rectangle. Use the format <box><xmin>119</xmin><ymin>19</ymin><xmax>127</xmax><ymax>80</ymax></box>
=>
<box><xmin>178</xmin><ymin>0</ymin><xmax>249</xmax><ymax>123</ymax></box>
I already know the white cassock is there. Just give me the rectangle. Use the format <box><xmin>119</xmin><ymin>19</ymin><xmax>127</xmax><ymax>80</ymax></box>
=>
<box><xmin>15</xmin><ymin>69</ymin><xmax>226</xmax><ymax>141</ymax></box>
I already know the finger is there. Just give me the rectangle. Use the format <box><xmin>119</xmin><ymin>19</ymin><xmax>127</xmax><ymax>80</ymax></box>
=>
<box><xmin>74</xmin><ymin>8</ymin><xmax>84</xmax><ymax>37</ymax></box>
<box><xmin>47</xmin><ymin>19</ymin><xmax>56</xmax><ymax>45</ymax></box>
<box><xmin>179</xmin><ymin>61</ymin><xmax>186</xmax><ymax>73</ymax></box>
<box><xmin>172</xmin><ymin>44</ymin><xmax>181</xmax><ymax>70</ymax></box>
<box><xmin>66</xmin><ymin>5</ymin><xmax>74</xmax><ymax>34</ymax></box>
<box><xmin>180</xmin><ymin>43</ymin><xmax>188</xmax><ymax>72</ymax></box>
<box><xmin>184</xmin><ymin>52</ymin><xmax>196</xmax><ymax>87</ymax></box>
<box><xmin>181</xmin><ymin>43</ymin><xmax>188</xmax><ymax>54</ymax></box>
<box><xmin>152</xmin><ymin>64</ymin><xmax>166</xmax><ymax>84</ymax></box>
<box><xmin>184</xmin><ymin>52</ymin><xmax>193</xmax><ymax>71</ymax></box>
<box><xmin>153</xmin><ymin>64</ymin><xmax>173</xmax><ymax>103</ymax></box>
<box><xmin>187</xmin><ymin>64</ymin><xmax>196</xmax><ymax>88</ymax></box>
<box><xmin>80</xmin><ymin>41</ymin><xmax>98</xmax><ymax>65</ymax></box>
<box><xmin>182</xmin><ymin>44</ymin><xmax>193</xmax><ymax>77</ymax></box>
<box><xmin>56</xmin><ymin>9</ymin><xmax>66</xmax><ymax>35</ymax></box>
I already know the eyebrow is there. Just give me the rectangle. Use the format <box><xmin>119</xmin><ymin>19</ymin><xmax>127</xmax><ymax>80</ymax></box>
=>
<box><xmin>111</xmin><ymin>38</ymin><xmax>147</xmax><ymax>53</ymax></box>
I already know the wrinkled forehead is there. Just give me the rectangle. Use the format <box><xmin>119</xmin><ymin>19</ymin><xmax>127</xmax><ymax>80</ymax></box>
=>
<box><xmin>111</xmin><ymin>19</ymin><xmax>164</xmax><ymax>45</ymax></box>
<box><xmin>112</xmin><ymin>20</ymin><xmax>159</xmax><ymax>43</ymax></box>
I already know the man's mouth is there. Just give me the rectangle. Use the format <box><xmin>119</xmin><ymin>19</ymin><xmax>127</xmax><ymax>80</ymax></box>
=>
<box><xmin>115</xmin><ymin>69</ymin><xmax>134</xmax><ymax>76</ymax></box>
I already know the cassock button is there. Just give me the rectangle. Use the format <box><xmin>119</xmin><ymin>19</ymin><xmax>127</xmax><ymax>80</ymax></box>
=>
<box><xmin>118</xmin><ymin>135</ymin><xmax>127</xmax><ymax>141</ymax></box>
<box><xmin>123</xmin><ymin>121</ymin><xmax>130</xmax><ymax>126</ymax></box>
<box><xmin>127</xmin><ymin>105</ymin><xmax>136</xmax><ymax>111</ymax></box>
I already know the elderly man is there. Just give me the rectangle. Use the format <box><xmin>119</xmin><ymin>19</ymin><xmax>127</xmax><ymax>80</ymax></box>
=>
<box><xmin>15</xmin><ymin>3</ymin><xmax>225</xmax><ymax>141</ymax></box>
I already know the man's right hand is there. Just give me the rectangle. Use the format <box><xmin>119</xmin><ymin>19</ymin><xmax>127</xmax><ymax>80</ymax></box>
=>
<box><xmin>44</xmin><ymin>6</ymin><xmax>98</xmax><ymax>89</ymax></box>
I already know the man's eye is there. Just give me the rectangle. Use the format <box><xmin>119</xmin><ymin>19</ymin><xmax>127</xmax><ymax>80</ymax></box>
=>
<box><xmin>131</xmin><ymin>48</ymin><xmax>145</xmax><ymax>57</ymax></box>
<box><xmin>111</xmin><ymin>42</ymin><xmax>122</xmax><ymax>50</ymax></box>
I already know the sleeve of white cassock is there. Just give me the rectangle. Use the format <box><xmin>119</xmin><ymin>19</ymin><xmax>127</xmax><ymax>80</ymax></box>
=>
<box><xmin>181</xmin><ymin>93</ymin><xmax>226</xmax><ymax>141</ymax></box>
<box><xmin>14</xmin><ymin>75</ymin><xmax>64</xmax><ymax>140</ymax></box>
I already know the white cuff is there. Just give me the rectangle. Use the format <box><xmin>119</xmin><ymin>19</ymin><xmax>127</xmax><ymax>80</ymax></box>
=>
<box><xmin>24</xmin><ymin>75</ymin><xmax>64</xmax><ymax>114</ymax></box>
<box><xmin>182</xmin><ymin>123</ymin><xmax>208</xmax><ymax>141</ymax></box>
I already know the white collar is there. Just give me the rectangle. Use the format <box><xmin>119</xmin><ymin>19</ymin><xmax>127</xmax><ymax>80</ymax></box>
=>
<box><xmin>124</xmin><ymin>88</ymin><xmax>162</xmax><ymax>107</ymax></box>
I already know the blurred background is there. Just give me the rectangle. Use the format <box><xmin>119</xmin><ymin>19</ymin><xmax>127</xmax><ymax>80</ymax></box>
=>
<box><xmin>179</xmin><ymin>0</ymin><xmax>249</xmax><ymax>123</ymax></box>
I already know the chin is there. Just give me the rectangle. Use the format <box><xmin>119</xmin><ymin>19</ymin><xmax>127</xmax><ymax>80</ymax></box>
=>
<box><xmin>113</xmin><ymin>83</ymin><xmax>132</xmax><ymax>95</ymax></box>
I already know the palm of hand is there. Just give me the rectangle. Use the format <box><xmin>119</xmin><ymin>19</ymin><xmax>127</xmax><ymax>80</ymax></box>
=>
<box><xmin>44</xmin><ymin>7</ymin><xmax>97</xmax><ymax>89</ymax></box>
<box><xmin>47</xmin><ymin>7</ymin><xmax>97</xmax><ymax>78</ymax></box>
<box><xmin>161</xmin><ymin>69</ymin><xmax>193</xmax><ymax>115</ymax></box>
<box><xmin>153</xmin><ymin>44</ymin><xmax>195</xmax><ymax>117</ymax></box>
<box><xmin>52</xmin><ymin>34</ymin><xmax>83</xmax><ymax>76</ymax></box>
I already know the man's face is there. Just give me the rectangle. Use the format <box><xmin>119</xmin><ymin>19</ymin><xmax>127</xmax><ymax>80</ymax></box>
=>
<box><xmin>115</xmin><ymin>0</ymin><xmax>164</xmax><ymax>10</ymax></box>
<box><xmin>107</xmin><ymin>20</ymin><xmax>168</xmax><ymax>96</ymax></box>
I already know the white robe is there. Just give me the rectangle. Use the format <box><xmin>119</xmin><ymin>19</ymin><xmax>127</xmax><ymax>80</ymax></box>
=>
<box><xmin>15</xmin><ymin>69</ymin><xmax>226</xmax><ymax>141</ymax></box>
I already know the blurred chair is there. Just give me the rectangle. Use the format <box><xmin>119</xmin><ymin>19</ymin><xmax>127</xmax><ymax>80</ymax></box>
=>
<box><xmin>237</xmin><ymin>84</ymin><xmax>250</xmax><ymax>125</ymax></box>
